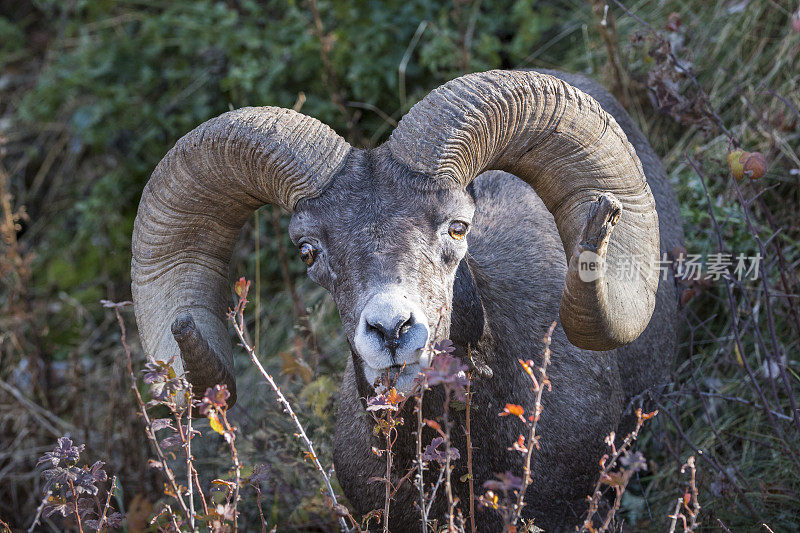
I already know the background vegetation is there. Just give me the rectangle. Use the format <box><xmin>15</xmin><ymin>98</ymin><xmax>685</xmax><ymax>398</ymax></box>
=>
<box><xmin>1</xmin><ymin>0</ymin><xmax>798</xmax><ymax>530</ymax></box>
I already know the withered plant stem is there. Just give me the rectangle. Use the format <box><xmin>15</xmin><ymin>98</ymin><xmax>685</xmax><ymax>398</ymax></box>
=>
<box><xmin>164</xmin><ymin>504</ymin><xmax>180</xmax><ymax>532</ymax></box>
<box><xmin>107</xmin><ymin>301</ymin><xmax>191</xmax><ymax>520</ymax></box>
<box><xmin>254</xmin><ymin>210</ymin><xmax>261</xmax><ymax>356</ymax></box>
<box><xmin>511</xmin><ymin>321</ymin><xmax>556</xmax><ymax>527</ymax></box>
<box><xmin>465</xmin><ymin>374</ymin><xmax>476</xmax><ymax>533</ymax></box>
<box><xmin>191</xmin><ymin>460</ymin><xmax>208</xmax><ymax>516</ymax></box>
<box><xmin>222</xmin><ymin>409</ymin><xmax>242</xmax><ymax>532</ymax></box>
<box><xmin>730</xmin><ymin>178</ymin><xmax>800</xmax><ymax>439</ymax></box>
<box><xmin>27</xmin><ymin>493</ymin><xmax>48</xmax><ymax>533</ymax></box>
<box><xmin>589</xmin><ymin>0</ymin><xmax>629</xmax><ymax>107</ymax></box>
<box><xmin>66</xmin><ymin>479</ymin><xmax>84</xmax><ymax>533</ymax></box>
<box><xmin>667</xmin><ymin>498</ymin><xmax>682</xmax><ymax>533</ymax></box>
<box><xmin>442</xmin><ymin>387</ymin><xmax>455</xmax><ymax>531</ymax></box>
<box><xmin>179</xmin><ymin>393</ymin><xmax>196</xmax><ymax>531</ymax></box>
<box><xmin>230</xmin><ymin>292</ymin><xmax>349</xmax><ymax>533</ymax></box>
<box><xmin>655</xmin><ymin>398</ymin><xmax>758</xmax><ymax>518</ymax></box>
<box><xmin>424</xmin><ymin>467</ymin><xmax>445</xmax><ymax>518</ymax></box>
<box><xmin>579</xmin><ymin>408</ymin><xmax>656</xmax><ymax>531</ymax></box>
<box><xmin>717</xmin><ymin>519</ymin><xmax>734</xmax><ymax>532</ymax></box>
<box><xmin>416</xmin><ymin>386</ymin><xmax>429</xmax><ymax>533</ymax></box>
<box><xmin>690</xmin><ymin>158</ymin><xmax>800</xmax><ymax>471</ymax></box>
<box><xmin>609</xmin><ymin>0</ymin><xmax>733</xmax><ymax>139</ymax></box>
<box><xmin>97</xmin><ymin>475</ymin><xmax>117</xmax><ymax>531</ymax></box>
<box><xmin>684</xmin><ymin>456</ymin><xmax>700</xmax><ymax>529</ymax></box>
<box><xmin>305</xmin><ymin>0</ymin><xmax>359</xmax><ymax>141</ymax></box>
<box><xmin>383</xmin><ymin>426</ymin><xmax>393</xmax><ymax>533</ymax></box>
<box><xmin>254</xmin><ymin>484</ymin><xmax>268</xmax><ymax>533</ymax></box>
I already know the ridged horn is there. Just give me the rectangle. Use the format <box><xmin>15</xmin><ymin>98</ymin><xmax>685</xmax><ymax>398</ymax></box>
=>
<box><xmin>387</xmin><ymin>70</ymin><xmax>659</xmax><ymax>351</ymax></box>
<box><xmin>132</xmin><ymin>107</ymin><xmax>351</xmax><ymax>404</ymax></box>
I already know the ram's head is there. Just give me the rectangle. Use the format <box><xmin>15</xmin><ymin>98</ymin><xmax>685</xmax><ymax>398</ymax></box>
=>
<box><xmin>131</xmin><ymin>70</ymin><xmax>659</xmax><ymax>404</ymax></box>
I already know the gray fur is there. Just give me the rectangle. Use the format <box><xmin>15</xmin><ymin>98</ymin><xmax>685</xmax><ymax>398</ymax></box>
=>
<box><xmin>286</xmin><ymin>71</ymin><xmax>683</xmax><ymax>530</ymax></box>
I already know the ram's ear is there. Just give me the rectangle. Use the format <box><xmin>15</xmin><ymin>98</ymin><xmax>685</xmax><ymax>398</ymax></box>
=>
<box><xmin>451</xmin><ymin>257</ymin><xmax>485</xmax><ymax>347</ymax></box>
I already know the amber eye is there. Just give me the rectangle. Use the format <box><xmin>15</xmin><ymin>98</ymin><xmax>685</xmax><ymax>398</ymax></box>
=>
<box><xmin>299</xmin><ymin>242</ymin><xmax>317</xmax><ymax>266</ymax></box>
<box><xmin>448</xmin><ymin>220</ymin><xmax>469</xmax><ymax>240</ymax></box>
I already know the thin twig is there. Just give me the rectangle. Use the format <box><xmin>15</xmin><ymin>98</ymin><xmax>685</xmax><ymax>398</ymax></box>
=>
<box><xmin>227</xmin><ymin>412</ymin><xmax>242</xmax><ymax>532</ymax></box>
<box><xmin>253</xmin><ymin>483</ymin><xmax>268</xmax><ymax>533</ymax></box>
<box><xmin>465</xmin><ymin>373</ymin><xmax>476</xmax><ymax>533</ymax></box>
<box><xmin>346</xmin><ymin>101</ymin><xmax>397</xmax><ymax>128</ymax></box>
<box><xmin>424</xmin><ymin>467</ymin><xmax>446</xmax><ymax>518</ymax></box>
<box><xmin>729</xmin><ymin>178</ymin><xmax>800</xmax><ymax>439</ymax></box>
<box><xmin>67</xmin><ymin>479</ymin><xmax>84</xmax><ymax>533</ymax></box>
<box><xmin>442</xmin><ymin>385</ymin><xmax>455</xmax><ymax>532</ymax></box>
<box><xmin>28</xmin><ymin>492</ymin><xmax>49</xmax><ymax>533</ymax></box>
<box><xmin>389</xmin><ymin>464</ymin><xmax>418</xmax><ymax>500</ymax></box>
<box><xmin>229</xmin><ymin>285</ymin><xmax>349</xmax><ymax>532</ymax></box>
<box><xmin>183</xmin><ymin>389</ymin><xmax>195</xmax><ymax>531</ymax></box>
<box><xmin>698</xmin><ymin>392</ymin><xmax>796</xmax><ymax>422</ymax></box>
<box><xmin>717</xmin><ymin>518</ymin><xmax>734</xmax><ymax>533</ymax></box>
<box><xmin>97</xmin><ymin>475</ymin><xmax>117</xmax><ymax>532</ymax></box>
<box><xmin>667</xmin><ymin>498</ymin><xmax>682</xmax><ymax>533</ymax></box>
<box><xmin>684</xmin><ymin>456</ymin><xmax>701</xmax><ymax>530</ymax></box>
<box><xmin>688</xmin><ymin>159</ymin><xmax>800</xmax><ymax>470</ymax></box>
<box><xmin>610</xmin><ymin>0</ymin><xmax>733</xmax><ymax>138</ymax></box>
<box><xmin>271</xmin><ymin>208</ymin><xmax>322</xmax><ymax>366</ymax></box>
<box><xmin>416</xmin><ymin>381</ymin><xmax>429</xmax><ymax>532</ymax></box>
<box><xmin>255</xmin><ymin>210</ymin><xmax>261</xmax><ymax>356</ymax></box>
<box><xmin>655</xmin><ymin>397</ymin><xmax>758</xmax><ymax>517</ymax></box>
<box><xmin>383</xmin><ymin>441</ymin><xmax>392</xmax><ymax>533</ymax></box>
<box><xmin>511</xmin><ymin>321</ymin><xmax>556</xmax><ymax>527</ymax></box>
<box><xmin>164</xmin><ymin>504</ymin><xmax>180</xmax><ymax>532</ymax></box>
<box><xmin>103</xmin><ymin>300</ymin><xmax>191</xmax><ymax>520</ymax></box>
<box><xmin>590</xmin><ymin>0</ymin><xmax>629</xmax><ymax>106</ymax></box>
<box><xmin>683</xmin><ymin>316</ymin><xmax>754</xmax><ymax>494</ymax></box>
<box><xmin>190</xmin><ymin>462</ymin><xmax>209</xmax><ymax>517</ymax></box>
<box><xmin>579</xmin><ymin>407</ymin><xmax>657</xmax><ymax>531</ymax></box>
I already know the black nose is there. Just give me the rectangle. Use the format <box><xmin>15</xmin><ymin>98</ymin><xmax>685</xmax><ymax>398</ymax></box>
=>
<box><xmin>366</xmin><ymin>315</ymin><xmax>414</xmax><ymax>350</ymax></box>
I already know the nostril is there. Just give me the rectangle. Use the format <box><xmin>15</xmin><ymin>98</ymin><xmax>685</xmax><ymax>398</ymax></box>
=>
<box><xmin>398</xmin><ymin>316</ymin><xmax>413</xmax><ymax>337</ymax></box>
<box><xmin>366</xmin><ymin>314</ymin><xmax>413</xmax><ymax>349</ymax></box>
<box><xmin>366</xmin><ymin>321</ymin><xmax>394</xmax><ymax>344</ymax></box>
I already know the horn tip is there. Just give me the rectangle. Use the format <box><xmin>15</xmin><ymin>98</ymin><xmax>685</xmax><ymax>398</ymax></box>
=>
<box><xmin>578</xmin><ymin>193</ymin><xmax>623</xmax><ymax>253</ymax></box>
<box><xmin>171</xmin><ymin>313</ymin><xmax>197</xmax><ymax>339</ymax></box>
<box><xmin>170</xmin><ymin>312</ymin><xmax>238</xmax><ymax>407</ymax></box>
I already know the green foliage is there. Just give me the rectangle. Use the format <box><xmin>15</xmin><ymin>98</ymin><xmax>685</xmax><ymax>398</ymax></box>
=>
<box><xmin>7</xmin><ymin>0</ymin><xmax>562</xmax><ymax>315</ymax></box>
<box><xmin>0</xmin><ymin>16</ymin><xmax>25</xmax><ymax>59</ymax></box>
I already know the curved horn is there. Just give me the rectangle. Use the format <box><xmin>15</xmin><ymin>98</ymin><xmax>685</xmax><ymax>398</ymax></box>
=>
<box><xmin>132</xmin><ymin>107</ymin><xmax>350</xmax><ymax>404</ymax></box>
<box><xmin>387</xmin><ymin>70</ymin><xmax>659</xmax><ymax>351</ymax></box>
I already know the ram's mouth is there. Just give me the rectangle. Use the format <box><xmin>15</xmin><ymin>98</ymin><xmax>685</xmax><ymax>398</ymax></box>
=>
<box><xmin>363</xmin><ymin>362</ymin><xmax>422</xmax><ymax>394</ymax></box>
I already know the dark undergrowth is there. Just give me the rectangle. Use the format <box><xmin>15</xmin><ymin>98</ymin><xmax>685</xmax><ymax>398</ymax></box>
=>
<box><xmin>1</xmin><ymin>0</ymin><xmax>798</xmax><ymax>531</ymax></box>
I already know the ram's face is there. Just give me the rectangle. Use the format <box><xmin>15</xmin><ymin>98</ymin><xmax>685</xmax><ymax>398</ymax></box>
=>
<box><xmin>289</xmin><ymin>152</ymin><xmax>475</xmax><ymax>393</ymax></box>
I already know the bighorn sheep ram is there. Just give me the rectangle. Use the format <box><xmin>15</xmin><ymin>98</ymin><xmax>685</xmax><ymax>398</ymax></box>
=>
<box><xmin>132</xmin><ymin>69</ymin><xmax>683</xmax><ymax>530</ymax></box>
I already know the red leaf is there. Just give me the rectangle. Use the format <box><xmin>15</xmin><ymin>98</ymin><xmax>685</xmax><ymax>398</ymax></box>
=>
<box><xmin>508</xmin><ymin>434</ymin><xmax>526</xmax><ymax>453</ymax></box>
<box><xmin>234</xmin><ymin>277</ymin><xmax>250</xmax><ymax>298</ymax></box>
<box><xmin>423</xmin><ymin>419</ymin><xmax>445</xmax><ymax>437</ymax></box>
<box><xmin>499</xmin><ymin>403</ymin><xmax>524</xmax><ymax>417</ymax></box>
<box><xmin>640</xmin><ymin>410</ymin><xmax>658</xmax><ymax>421</ymax></box>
